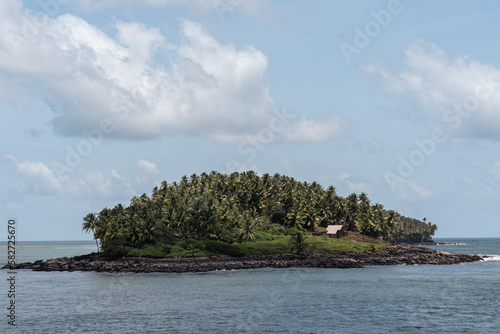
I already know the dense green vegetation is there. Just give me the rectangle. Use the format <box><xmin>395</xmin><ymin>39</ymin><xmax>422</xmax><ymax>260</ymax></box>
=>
<box><xmin>82</xmin><ymin>171</ymin><xmax>436</xmax><ymax>257</ymax></box>
<box><xmin>390</xmin><ymin>216</ymin><xmax>438</xmax><ymax>243</ymax></box>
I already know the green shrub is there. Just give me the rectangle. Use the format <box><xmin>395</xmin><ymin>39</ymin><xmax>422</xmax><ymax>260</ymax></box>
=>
<box><xmin>270</xmin><ymin>203</ymin><xmax>286</xmax><ymax>225</ymax></box>
<box><xmin>127</xmin><ymin>242</ymin><xmax>172</xmax><ymax>258</ymax></box>
<box><xmin>252</xmin><ymin>230</ymin><xmax>275</xmax><ymax>241</ymax></box>
<box><xmin>289</xmin><ymin>232</ymin><xmax>309</xmax><ymax>254</ymax></box>
<box><xmin>204</xmin><ymin>240</ymin><xmax>246</xmax><ymax>257</ymax></box>
<box><xmin>168</xmin><ymin>245</ymin><xmax>187</xmax><ymax>257</ymax></box>
<box><xmin>101</xmin><ymin>238</ymin><xmax>132</xmax><ymax>258</ymax></box>
<box><xmin>285</xmin><ymin>227</ymin><xmax>301</xmax><ymax>235</ymax></box>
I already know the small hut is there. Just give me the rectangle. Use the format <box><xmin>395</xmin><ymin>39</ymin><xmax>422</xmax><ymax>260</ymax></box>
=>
<box><xmin>326</xmin><ymin>225</ymin><xmax>347</xmax><ymax>238</ymax></box>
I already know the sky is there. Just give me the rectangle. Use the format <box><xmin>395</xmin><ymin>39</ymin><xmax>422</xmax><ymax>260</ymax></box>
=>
<box><xmin>2</xmin><ymin>0</ymin><xmax>500</xmax><ymax>241</ymax></box>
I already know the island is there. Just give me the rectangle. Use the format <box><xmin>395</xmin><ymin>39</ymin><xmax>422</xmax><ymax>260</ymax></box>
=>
<box><xmin>4</xmin><ymin>171</ymin><xmax>483</xmax><ymax>272</ymax></box>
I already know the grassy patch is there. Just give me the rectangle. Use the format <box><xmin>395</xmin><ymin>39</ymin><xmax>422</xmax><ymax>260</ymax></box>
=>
<box><xmin>308</xmin><ymin>234</ymin><xmax>386</xmax><ymax>254</ymax></box>
<box><xmin>120</xmin><ymin>232</ymin><xmax>388</xmax><ymax>258</ymax></box>
<box><xmin>240</xmin><ymin>237</ymin><xmax>290</xmax><ymax>255</ymax></box>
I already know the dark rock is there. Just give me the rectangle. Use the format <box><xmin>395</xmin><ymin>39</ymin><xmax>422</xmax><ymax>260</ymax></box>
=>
<box><xmin>1</xmin><ymin>245</ymin><xmax>484</xmax><ymax>273</ymax></box>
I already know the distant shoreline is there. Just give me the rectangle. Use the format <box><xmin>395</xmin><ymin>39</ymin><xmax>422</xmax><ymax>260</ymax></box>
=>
<box><xmin>3</xmin><ymin>245</ymin><xmax>483</xmax><ymax>273</ymax></box>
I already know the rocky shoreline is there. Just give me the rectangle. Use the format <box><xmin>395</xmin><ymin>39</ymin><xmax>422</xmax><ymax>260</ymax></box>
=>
<box><xmin>2</xmin><ymin>245</ymin><xmax>484</xmax><ymax>273</ymax></box>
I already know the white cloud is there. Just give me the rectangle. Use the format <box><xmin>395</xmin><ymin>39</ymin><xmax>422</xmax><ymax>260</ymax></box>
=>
<box><xmin>4</xmin><ymin>155</ymin><xmax>159</xmax><ymax>199</ymax></box>
<box><xmin>284</xmin><ymin>115</ymin><xmax>348</xmax><ymax>143</ymax></box>
<box><xmin>116</xmin><ymin>21</ymin><xmax>164</xmax><ymax>64</ymax></box>
<box><xmin>463</xmin><ymin>160</ymin><xmax>500</xmax><ymax>200</ymax></box>
<box><xmin>134</xmin><ymin>159</ymin><xmax>160</xmax><ymax>188</ymax></box>
<box><xmin>368</xmin><ymin>139</ymin><xmax>384</xmax><ymax>153</ymax></box>
<box><xmin>0</xmin><ymin>2</ymin><xmax>343</xmax><ymax>144</ymax></box>
<box><xmin>338</xmin><ymin>172</ymin><xmax>371</xmax><ymax>194</ymax></box>
<box><xmin>366</xmin><ymin>39</ymin><xmax>500</xmax><ymax>140</ymax></box>
<box><xmin>5</xmin><ymin>154</ymin><xmax>65</xmax><ymax>196</ymax></box>
<box><xmin>134</xmin><ymin>159</ymin><xmax>159</xmax><ymax>175</ymax></box>
<box><xmin>463</xmin><ymin>177</ymin><xmax>494</xmax><ymax>200</ymax></box>
<box><xmin>385</xmin><ymin>172</ymin><xmax>433</xmax><ymax>202</ymax></box>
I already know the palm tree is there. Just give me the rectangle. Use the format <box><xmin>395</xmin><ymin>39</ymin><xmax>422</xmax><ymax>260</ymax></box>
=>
<box><xmin>80</xmin><ymin>171</ymin><xmax>438</xmax><ymax>253</ymax></box>
<box><xmin>358</xmin><ymin>212</ymin><xmax>379</xmax><ymax>238</ymax></box>
<box><xmin>289</xmin><ymin>232</ymin><xmax>308</xmax><ymax>254</ymax></box>
<box><xmin>285</xmin><ymin>208</ymin><xmax>304</xmax><ymax>230</ymax></box>
<box><xmin>381</xmin><ymin>210</ymin><xmax>399</xmax><ymax>241</ymax></box>
<box><xmin>302</xmin><ymin>207</ymin><xmax>320</xmax><ymax>232</ymax></box>
<box><xmin>343</xmin><ymin>193</ymin><xmax>359</xmax><ymax>232</ymax></box>
<box><xmin>82</xmin><ymin>213</ymin><xmax>100</xmax><ymax>253</ymax></box>
<box><xmin>238</xmin><ymin>213</ymin><xmax>256</xmax><ymax>242</ymax></box>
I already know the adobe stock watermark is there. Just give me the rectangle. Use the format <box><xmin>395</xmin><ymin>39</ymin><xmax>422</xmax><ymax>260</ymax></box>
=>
<box><xmin>385</xmin><ymin>75</ymin><xmax>499</xmax><ymax>194</ymax></box>
<box><xmin>6</xmin><ymin>218</ymin><xmax>17</xmax><ymax>327</ymax></box>
<box><xmin>214</xmin><ymin>0</ymin><xmax>243</xmax><ymax>22</ymax></box>
<box><xmin>339</xmin><ymin>0</ymin><xmax>409</xmax><ymax>64</ymax></box>
<box><xmin>6</xmin><ymin>0</ymin><xmax>70</xmax><ymax>53</ymax></box>
<box><xmin>51</xmin><ymin>68</ymin><xmax>157</xmax><ymax>178</ymax></box>
<box><xmin>225</xmin><ymin>107</ymin><xmax>296</xmax><ymax>174</ymax></box>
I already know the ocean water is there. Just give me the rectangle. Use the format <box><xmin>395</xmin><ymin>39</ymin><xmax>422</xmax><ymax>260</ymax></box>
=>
<box><xmin>0</xmin><ymin>238</ymin><xmax>499</xmax><ymax>333</ymax></box>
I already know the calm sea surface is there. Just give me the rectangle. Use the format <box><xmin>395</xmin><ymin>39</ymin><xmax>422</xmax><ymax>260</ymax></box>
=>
<box><xmin>0</xmin><ymin>238</ymin><xmax>499</xmax><ymax>333</ymax></box>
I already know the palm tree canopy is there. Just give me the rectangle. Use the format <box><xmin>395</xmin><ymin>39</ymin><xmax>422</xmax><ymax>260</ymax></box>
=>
<box><xmin>82</xmin><ymin>172</ymin><xmax>436</xmax><ymax>249</ymax></box>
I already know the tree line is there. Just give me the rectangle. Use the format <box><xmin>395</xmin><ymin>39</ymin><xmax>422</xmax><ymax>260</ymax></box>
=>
<box><xmin>83</xmin><ymin>171</ymin><xmax>437</xmax><ymax>251</ymax></box>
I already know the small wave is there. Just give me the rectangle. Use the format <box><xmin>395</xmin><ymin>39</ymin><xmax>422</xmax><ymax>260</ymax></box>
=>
<box><xmin>435</xmin><ymin>242</ymin><xmax>468</xmax><ymax>246</ymax></box>
<box><xmin>480</xmin><ymin>254</ymin><xmax>500</xmax><ymax>262</ymax></box>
